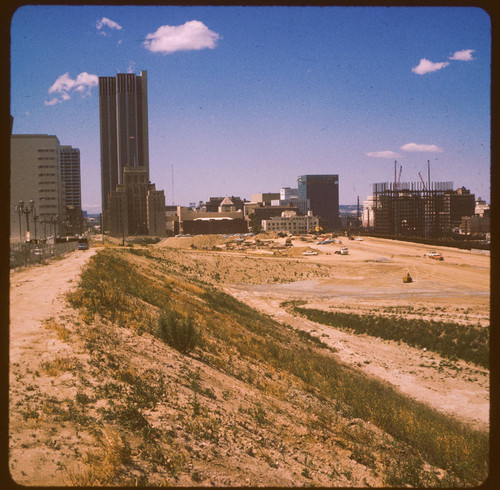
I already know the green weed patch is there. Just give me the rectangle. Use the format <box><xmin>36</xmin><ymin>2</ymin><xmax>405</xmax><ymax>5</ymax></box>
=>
<box><xmin>284</xmin><ymin>302</ymin><xmax>489</xmax><ymax>368</ymax></box>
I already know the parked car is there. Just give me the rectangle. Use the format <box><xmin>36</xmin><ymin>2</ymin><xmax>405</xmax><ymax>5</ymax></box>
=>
<box><xmin>77</xmin><ymin>242</ymin><xmax>89</xmax><ymax>250</ymax></box>
<box><xmin>425</xmin><ymin>251</ymin><xmax>443</xmax><ymax>260</ymax></box>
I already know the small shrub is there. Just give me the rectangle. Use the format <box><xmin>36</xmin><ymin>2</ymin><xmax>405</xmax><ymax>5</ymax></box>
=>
<box><xmin>67</xmin><ymin>428</ymin><xmax>131</xmax><ymax>485</ymax></box>
<box><xmin>253</xmin><ymin>404</ymin><xmax>268</xmax><ymax>426</ymax></box>
<box><xmin>43</xmin><ymin>318</ymin><xmax>71</xmax><ymax>341</ymax></box>
<box><xmin>191</xmin><ymin>470</ymin><xmax>204</xmax><ymax>482</ymax></box>
<box><xmin>75</xmin><ymin>393</ymin><xmax>91</xmax><ymax>405</ymax></box>
<box><xmin>158</xmin><ymin>310</ymin><xmax>198</xmax><ymax>355</ymax></box>
<box><xmin>41</xmin><ymin>356</ymin><xmax>78</xmax><ymax>376</ymax></box>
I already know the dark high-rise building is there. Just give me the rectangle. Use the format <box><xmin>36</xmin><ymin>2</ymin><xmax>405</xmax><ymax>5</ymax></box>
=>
<box><xmin>297</xmin><ymin>174</ymin><xmax>339</xmax><ymax>231</ymax></box>
<box><xmin>60</xmin><ymin>146</ymin><xmax>81</xmax><ymax>209</ymax></box>
<box><xmin>60</xmin><ymin>145</ymin><xmax>83</xmax><ymax>234</ymax></box>
<box><xmin>99</xmin><ymin>70</ymin><xmax>149</xmax><ymax>223</ymax></box>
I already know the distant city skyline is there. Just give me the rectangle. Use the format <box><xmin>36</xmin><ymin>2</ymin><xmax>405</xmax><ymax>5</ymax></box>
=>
<box><xmin>10</xmin><ymin>5</ymin><xmax>491</xmax><ymax>212</ymax></box>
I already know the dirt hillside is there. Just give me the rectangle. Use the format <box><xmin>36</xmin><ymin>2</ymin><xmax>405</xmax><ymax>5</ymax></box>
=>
<box><xmin>8</xmin><ymin>237</ymin><xmax>490</xmax><ymax>486</ymax></box>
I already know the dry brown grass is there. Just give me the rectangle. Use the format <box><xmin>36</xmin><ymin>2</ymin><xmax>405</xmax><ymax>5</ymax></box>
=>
<box><xmin>43</xmin><ymin>317</ymin><xmax>71</xmax><ymax>342</ymax></box>
<box><xmin>40</xmin><ymin>356</ymin><xmax>79</xmax><ymax>376</ymax></box>
<box><xmin>66</xmin><ymin>427</ymin><xmax>131</xmax><ymax>485</ymax></box>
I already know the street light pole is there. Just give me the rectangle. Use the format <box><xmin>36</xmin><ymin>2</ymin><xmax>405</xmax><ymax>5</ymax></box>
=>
<box><xmin>16</xmin><ymin>200</ymin><xmax>34</xmax><ymax>242</ymax></box>
<box><xmin>33</xmin><ymin>204</ymin><xmax>38</xmax><ymax>241</ymax></box>
<box><xmin>23</xmin><ymin>200</ymin><xmax>34</xmax><ymax>242</ymax></box>
<box><xmin>16</xmin><ymin>200</ymin><xmax>23</xmax><ymax>242</ymax></box>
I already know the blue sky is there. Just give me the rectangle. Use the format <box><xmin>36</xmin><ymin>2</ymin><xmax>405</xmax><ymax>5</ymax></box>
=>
<box><xmin>11</xmin><ymin>5</ymin><xmax>491</xmax><ymax>212</ymax></box>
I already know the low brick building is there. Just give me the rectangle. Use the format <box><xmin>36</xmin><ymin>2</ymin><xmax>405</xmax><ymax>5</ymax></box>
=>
<box><xmin>177</xmin><ymin>207</ymin><xmax>248</xmax><ymax>235</ymax></box>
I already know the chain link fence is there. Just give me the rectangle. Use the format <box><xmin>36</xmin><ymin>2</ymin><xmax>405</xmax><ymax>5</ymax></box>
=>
<box><xmin>9</xmin><ymin>240</ymin><xmax>78</xmax><ymax>269</ymax></box>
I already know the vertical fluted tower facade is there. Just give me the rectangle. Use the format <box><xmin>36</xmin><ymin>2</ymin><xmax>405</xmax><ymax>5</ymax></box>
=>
<box><xmin>99</xmin><ymin>70</ymin><xmax>149</xmax><ymax>222</ymax></box>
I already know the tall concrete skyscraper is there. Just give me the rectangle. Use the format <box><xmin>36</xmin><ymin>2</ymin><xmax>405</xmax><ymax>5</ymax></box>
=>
<box><xmin>99</xmin><ymin>70</ymin><xmax>149</xmax><ymax>222</ymax></box>
<box><xmin>297</xmin><ymin>174</ymin><xmax>339</xmax><ymax>231</ymax></box>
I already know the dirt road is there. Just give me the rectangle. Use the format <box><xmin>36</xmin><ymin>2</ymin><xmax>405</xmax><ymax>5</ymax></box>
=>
<box><xmin>10</xmin><ymin>249</ymin><xmax>96</xmax><ymax>360</ymax></box>
<box><xmin>9</xmin><ymin>249</ymin><xmax>96</xmax><ymax>485</ymax></box>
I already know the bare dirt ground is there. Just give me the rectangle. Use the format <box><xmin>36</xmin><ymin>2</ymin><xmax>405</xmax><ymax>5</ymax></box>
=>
<box><xmin>9</xmin><ymin>249</ymin><xmax>96</xmax><ymax>484</ymax></box>
<box><xmin>8</xmin><ymin>236</ymin><xmax>490</xmax><ymax>485</ymax></box>
<box><xmin>9</xmin><ymin>245</ymin><xmax>403</xmax><ymax>487</ymax></box>
<box><xmin>159</xmin><ymin>235</ymin><xmax>490</xmax><ymax>432</ymax></box>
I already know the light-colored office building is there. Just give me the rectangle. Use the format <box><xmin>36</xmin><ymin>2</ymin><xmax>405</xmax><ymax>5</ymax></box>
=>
<box><xmin>10</xmin><ymin>134</ymin><xmax>66</xmax><ymax>240</ymax></box>
<box><xmin>475</xmin><ymin>197</ymin><xmax>490</xmax><ymax>216</ymax></box>
<box><xmin>362</xmin><ymin>195</ymin><xmax>376</xmax><ymax>229</ymax></box>
<box><xmin>251</xmin><ymin>192</ymin><xmax>280</xmax><ymax>205</ymax></box>
<box><xmin>261</xmin><ymin>211</ymin><xmax>319</xmax><ymax>235</ymax></box>
<box><xmin>147</xmin><ymin>187</ymin><xmax>167</xmax><ymax>236</ymax></box>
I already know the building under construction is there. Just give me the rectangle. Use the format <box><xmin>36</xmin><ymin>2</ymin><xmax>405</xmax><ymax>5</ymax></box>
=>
<box><xmin>371</xmin><ymin>165</ymin><xmax>475</xmax><ymax>239</ymax></box>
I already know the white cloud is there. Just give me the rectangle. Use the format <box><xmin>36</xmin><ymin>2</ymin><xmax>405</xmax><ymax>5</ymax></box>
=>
<box><xmin>48</xmin><ymin>72</ymin><xmax>75</xmax><ymax>94</ymax></box>
<box><xmin>449</xmin><ymin>49</ymin><xmax>475</xmax><ymax>61</ymax></box>
<box><xmin>74</xmin><ymin>72</ymin><xmax>98</xmax><ymax>94</ymax></box>
<box><xmin>44</xmin><ymin>98</ymin><xmax>60</xmax><ymax>106</ymax></box>
<box><xmin>411</xmin><ymin>58</ymin><xmax>450</xmax><ymax>75</ymax></box>
<box><xmin>96</xmin><ymin>17</ymin><xmax>122</xmax><ymax>31</ymax></box>
<box><xmin>401</xmin><ymin>143</ymin><xmax>443</xmax><ymax>153</ymax></box>
<box><xmin>45</xmin><ymin>72</ymin><xmax>98</xmax><ymax>106</ymax></box>
<box><xmin>143</xmin><ymin>20</ymin><xmax>220</xmax><ymax>54</ymax></box>
<box><xmin>366</xmin><ymin>151</ymin><xmax>401</xmax><ymax>159</ymax></box>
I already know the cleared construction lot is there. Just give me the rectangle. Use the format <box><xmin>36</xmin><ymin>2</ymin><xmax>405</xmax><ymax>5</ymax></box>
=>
<box><xmin>236</xmin><ymin>235</ymin><xmax>489</xmax><ymax>323</ymax></box>
<box><xmin>161</xmin><ymin>234</ymin><xmax>489</xmax><ymax>325</ymax></box>
<box><xmin>158</xmin><ymin>234</ymin><xmax>490</xmax><ymax>430</ymax></box>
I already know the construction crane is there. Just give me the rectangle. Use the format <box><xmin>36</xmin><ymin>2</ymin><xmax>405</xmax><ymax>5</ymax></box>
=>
<box><xmin>418</xmin><ymin>172</ymin><xmax>427</xmax><ymax>191</ymax></box>
<box><xmin>393</xmin><ymin>162</ymin><xmax>403</xmax><ymax>190</ymax></box>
